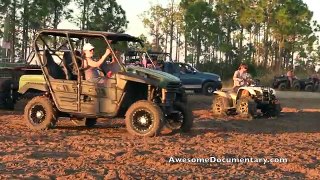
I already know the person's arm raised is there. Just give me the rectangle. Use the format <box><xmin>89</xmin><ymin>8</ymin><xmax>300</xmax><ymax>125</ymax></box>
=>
<box><xmin>87</xmin><ymin>48</ymin><xmax>111</xmax><ymax>67</ymax></box>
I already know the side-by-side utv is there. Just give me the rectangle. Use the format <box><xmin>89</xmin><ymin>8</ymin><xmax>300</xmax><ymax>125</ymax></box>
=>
<box><xmin>18</xmin><ymin>29</ymin><xmax>193</xmax><ymax>137</ymax></box>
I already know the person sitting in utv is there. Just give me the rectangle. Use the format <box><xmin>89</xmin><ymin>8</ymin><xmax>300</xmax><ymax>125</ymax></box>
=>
<box><xmin>233</xmin><ymin>63</ymin><xmax>252</xmax><ymax>92</ymax></box>
<box><xmin>82</xmin><ymin>43</ymin><xmax>111</xmax><ymax>83</ymax></box>
<box><xmin>101</xmin><ymin>49</ymin><xmax>123</xmax><ymax>77</ymax></box>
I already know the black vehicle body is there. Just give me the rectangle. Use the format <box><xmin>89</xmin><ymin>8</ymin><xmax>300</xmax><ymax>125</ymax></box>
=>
<box><xmin>273</xmin><ymin>74</ymin><xmax>319</xmax><ymax>91</ymax></box>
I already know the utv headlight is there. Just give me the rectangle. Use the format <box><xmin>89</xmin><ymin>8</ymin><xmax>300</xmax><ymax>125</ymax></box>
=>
<box><xmin>218</xmin><ymin>77</ymin><xmax>221</xmax><ymax>81</ymax></box>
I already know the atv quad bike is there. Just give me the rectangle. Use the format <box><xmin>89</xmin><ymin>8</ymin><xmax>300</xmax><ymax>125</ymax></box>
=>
<box><xmin>299</xmin><ymin>77</ymin><xmax>319</xmax><ymax>92</ymax></box>
<box><xmin>212</xmin><ymin>79</ymin><xmax>281</xmax><ymax>119</ymax></box>
<box><xmin>272</xmin><ymin>75</ymin><xmax>301</xmax><ymax>91</ymax></box>
<box><xmin>18</xmin><ymin>29</ymin><xmax>193</xmax><ymax>137</ymax></box>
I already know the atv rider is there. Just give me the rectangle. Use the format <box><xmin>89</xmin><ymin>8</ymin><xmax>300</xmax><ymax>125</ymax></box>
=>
<box><xmin>233</xmin><ymin>63</ymin><xmax>252</xmax><ymax>92</ymax></box>
<box><xmin>286</xmin><ymin>69</ymin><xmax>295</xmax><ymax>87</ymax></box>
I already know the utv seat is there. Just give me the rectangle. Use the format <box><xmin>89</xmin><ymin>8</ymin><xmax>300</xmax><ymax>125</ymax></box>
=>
<box><xmin>62</xmin><ymin>51</ymin><xmax>77</xmax><ymax>80</ymax></box>
<box><xmin>44</xmin><ymin>50</ymin><xmax>66</xmax><ymax>79</ymax></box>
<box><xmin>73</xmin><ymin>50</ymin><xmax>87</xmax><ymax>80</ymax></box>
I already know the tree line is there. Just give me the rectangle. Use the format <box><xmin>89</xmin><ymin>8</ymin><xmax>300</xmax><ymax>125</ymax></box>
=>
<box><xmin>0</xmin><ymin>0</ymin><xmax>127</xmax><ymax>62</ymax></box>
<box><xmin>1</xmin><ymin>0</ymin><xmax>320</xmax><ymax>78</ymax></box>
<box><xmin>141</xmin><ymin>0</ymin><xmax>320</xmax><ymax>78</ymax></box>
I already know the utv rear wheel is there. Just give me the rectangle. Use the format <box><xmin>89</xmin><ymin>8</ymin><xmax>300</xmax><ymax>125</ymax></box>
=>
<box><xmin>24</xmin><ymin>96</ymin><xmax>57</xmax><ymax>130</ymax></box>
<box><xmin>125</xmin><ymin>100</ymin><xmax>163</xmax><ymax>137</ymax></box>
<box><xmin>165</xmin><ymin>102</ymin><xmax>193</xmax><ymax>132</ymax></box>
<box><xmin>212</xmin><ymin>96</ymin><xmax>229</xmax><ymax>116</ymax></box>
<box><xmin>236</xmin><ymin>97</ymin><xmax>256</xmax><ymax>119</ymax></box>
<box><xmin>202</xmin><ymin>82</ymin><xmax>216</xmax><ymax>96</ymax></box>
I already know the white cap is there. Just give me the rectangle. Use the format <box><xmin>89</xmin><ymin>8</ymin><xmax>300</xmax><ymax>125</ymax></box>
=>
<box><xmin>83</xmin><ymin>43</ymin><xmax>94</xmax><ymax>51</ymax></box>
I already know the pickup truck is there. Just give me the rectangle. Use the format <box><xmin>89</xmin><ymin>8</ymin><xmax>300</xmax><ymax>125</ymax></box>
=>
<box><xmin>161</xmin><ymin>62</ymin><xmax>222</xmax><ymax>95</ymax></box>
<box><xmin>125</xmin><ymin>51</ymin><xmax>222</xmax><ymax>95</ymax></box>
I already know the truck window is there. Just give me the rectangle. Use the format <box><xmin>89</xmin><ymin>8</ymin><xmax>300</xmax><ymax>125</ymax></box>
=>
<box><xmin>167</xmin><ymin>63</ymin><xmax>179</xmax><ymax>74</ymax></box>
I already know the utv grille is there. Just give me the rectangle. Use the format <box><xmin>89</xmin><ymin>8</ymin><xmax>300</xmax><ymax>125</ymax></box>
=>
<box><xmin>166</xmin><ymin>82</ymin><xmax>182</xmax><ymax>92</ymax></box>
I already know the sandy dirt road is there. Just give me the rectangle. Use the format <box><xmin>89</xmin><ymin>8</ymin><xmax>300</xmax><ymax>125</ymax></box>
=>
<box><xmin>0</xmin><ymin>91</ymin><xmax>319</xmax><ymax>179</ymax></box>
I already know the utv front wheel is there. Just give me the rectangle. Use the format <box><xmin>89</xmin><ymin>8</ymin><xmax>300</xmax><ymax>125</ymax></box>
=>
<box><xmin>165</xmin><ymin>102</ymin><xmax>193</xmax><ymax>132</ymax></box>
<box><xmin>24</xmin><ymin>96</ymin><xmax>57</xmax><ymax>130</ymax></box>
<box><xmin>125</xmin><ymin>100</ymin><xmax>163</xmax><ymax>137</ymax></box>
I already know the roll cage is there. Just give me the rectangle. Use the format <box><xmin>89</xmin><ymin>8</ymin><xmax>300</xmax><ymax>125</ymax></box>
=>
<box><xmin>33</xmin><ymin>29</ymin><xmax>144</xmax><ymax>79</ymax></box>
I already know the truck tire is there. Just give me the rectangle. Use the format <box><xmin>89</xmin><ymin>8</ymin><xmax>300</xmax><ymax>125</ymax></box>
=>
<box><xmin>24</xmin><ymin>96</ymin><xmax>57</xmax><ymax>130</ymax></box>
<box><xmin>202</xmin><ymin>82</ymin><xmax>216</xmax><ymax>96</ymax></box>
<box><xmin>125</xmin><ymin>100</ymin><xmax>163</xmax><ymax>137</ymax></box>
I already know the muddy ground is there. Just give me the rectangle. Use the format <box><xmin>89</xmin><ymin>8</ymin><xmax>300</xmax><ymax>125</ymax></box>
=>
<box><xmin>0</xmin><ymin>91</ymin><xmax>320</xmax><ymax>179</ymax></box>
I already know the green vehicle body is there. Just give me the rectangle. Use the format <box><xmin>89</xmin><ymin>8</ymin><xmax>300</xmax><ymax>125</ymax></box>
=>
<box><xmin>19</xmin><ymin>29</ymin><xmax>193</xmax><ymax>136</ymax></box>
<box><xmin>19</xmin><ymin>66</ymin><xmax>181</xmax><ymax>116</ymax></box>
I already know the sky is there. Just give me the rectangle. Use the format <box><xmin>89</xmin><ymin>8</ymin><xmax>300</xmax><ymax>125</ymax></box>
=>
<box><xmin>59</xmin><ymin>0</ymin><xmax>320</xmax><ymax>39</ymax></box>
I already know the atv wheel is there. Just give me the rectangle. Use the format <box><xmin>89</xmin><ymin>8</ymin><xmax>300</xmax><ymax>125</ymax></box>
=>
<box><xmin>212</xmin><ymin>96</ymin><xmax>229</xmax><ymax>116</ymax></box>
<box><xmin>125</xmin><ymin>100</ymin><xmax>163</xmax><ymax>137</ymax></box>
<box><xmin>293</xmin><ymin>82</ymin><xmax>301</xmax><ymax>90</ymax></box>
<box><xmin>202</xmin><ymin>82</ymin><xmax>216</xmax><ymax>96</ymax></box>
<box><xmin>278</xmin><ymin>83</ymin><xmax>286</xmax><ymax>90</ymax></box>
<box><xmin>261</xmin><ymin>103</ymin><xmax>281</xmax><ymax>117</ymax></box>
<box><xmin>269</xmin><ymin>103</ymin><xmax>281</xmax><ymax>117</ymax></box>
<box><xmin>304</xmin><ymin>84</ymin><xmax>314</xmax><ymax>92</ymax></box>
<box><xmin>24</xmin><ymin>96</ymin><xmax>57</xmax><ymax>130</ymax></box>
<box><xmin>165</xmin><ymin>102</ymin><xmax>193</xmax><ymax>132</ymax></box>
<box><xmin>71</xmin><ymin>117</ymin><xmax>97</xmax><ymax>127</ymax></box>
<box><xmin>236</xmin><ymin>97</ymin><xmax>257</xmax><ymax>119</ymax></box>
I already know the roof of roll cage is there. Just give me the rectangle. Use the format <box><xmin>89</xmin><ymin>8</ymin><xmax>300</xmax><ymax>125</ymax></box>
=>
<box><xmin>126</xmin><ymin>50</ymin><xmax>170</xmax><ymax>56</ymax></box>
<box><xmin>37</xmin><ymin>29</ymin><xmax>143</xmax><ymax>42</ymax></box>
